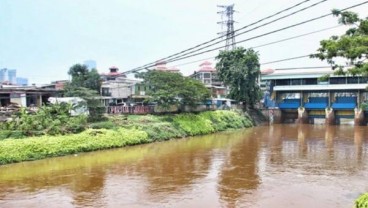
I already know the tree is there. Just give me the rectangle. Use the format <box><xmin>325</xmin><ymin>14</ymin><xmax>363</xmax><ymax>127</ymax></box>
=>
<box><xmin>68</xmin><ymin>64</ymin><xmax>101</xmax><ymax>92</ymax></box>
<box><xmin>137</xmin><ymin>70</ymin><xmax>210</xmax><ymax>108</ymax></box>
<box><xmin>65</xmin><ymin>64</ymin><xmax>105</xmax><ymax>122</ymax></box>
<box><xmin>216</xmin><ymin>47</ymin><xmax>262</xmax><ymax>109</ymax></box>
<box><xmin>311</xmin><ymin>10</ymin><xmax>368</xmax><ymax>76</ymax></box>
<box><xmin>64</xmin><ymin>87</ymin><xmax>106</xmax><ymax>122</ymax></box>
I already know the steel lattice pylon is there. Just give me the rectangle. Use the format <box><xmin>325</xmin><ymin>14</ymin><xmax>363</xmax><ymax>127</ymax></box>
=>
<box><xmin>217</xmin><ymin>4</ymin><xmax>236</xmax><ymax>51</ymax></box>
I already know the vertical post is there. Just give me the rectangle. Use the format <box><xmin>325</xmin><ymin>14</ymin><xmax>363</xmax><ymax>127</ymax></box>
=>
<box><xmin>38</xmin><ymin>94</ymin><xmax>43</xmax><ymax>107</ymax></box>
<box><xmin>300</xmin><ymin>91</ymin><xmax>303</xmax><ymax>107</ymax></box>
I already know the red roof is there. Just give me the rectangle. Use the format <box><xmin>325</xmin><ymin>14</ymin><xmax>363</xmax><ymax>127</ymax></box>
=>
<box><xmin>261</xmin><ymin>68</ymin><xmax>275</xmax><ymax>75</ymax></box>
<box><xmin>199</xmin><ymin>61</ymin><xmax>212</xmax><ymax>67</ymax></box>
<box><xmin>198</xmin><ymin>61</ymin><xmax>216</xmax><ymax>72</ymax></box>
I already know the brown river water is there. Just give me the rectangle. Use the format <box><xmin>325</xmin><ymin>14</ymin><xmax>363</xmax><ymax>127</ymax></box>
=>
<box><xmin>0</xmin><ymin>124</ymin><xmax>367</xmax><ymax>208</ymax></box>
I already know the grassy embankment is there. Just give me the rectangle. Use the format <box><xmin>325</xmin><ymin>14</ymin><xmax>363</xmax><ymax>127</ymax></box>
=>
<box><xmin>0</xmin><ymin>110</ymin><xmax>253</xmax><ymax>165</ymax></box>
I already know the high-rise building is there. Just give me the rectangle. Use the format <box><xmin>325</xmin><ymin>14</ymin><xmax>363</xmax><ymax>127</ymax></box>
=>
<box><xmin>8</xmin><ymin>69</ymin><xmax>16</xmax><ymax>84</ymax></box>
<box><xmin>83</xmin><ymin>60</ymin><xmax>97</xmax><ymax>70</ymax></box>
<box><xmin>0</xmin><ymin>68</ymin><xmax>8</xmax><ymax>83</ymax></box>
<box><xmin>0</xmin><ymin>68</ymin><xmax>28</xmax><ymax>86</ymax></box>
<box><xmin>16</xmin><ymin>77</ymin><xmax>28</xmax><ymax>86</ymax></box>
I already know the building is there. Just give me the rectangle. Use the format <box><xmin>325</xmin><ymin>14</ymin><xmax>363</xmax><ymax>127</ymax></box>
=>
<box><xmin>191</xmin><ymin>61</ymin><xmax>227</xmax><ymax>99</ymax></box>
<box><xmin>0</xmin><ymin>85</ymin><xmax>61</xmax><ymax>108</ymax></box>
<box><xmin>100</xmin><ymin>67</ymin><xmax>141</xmax><ymax>106</ymax></box>
<box><xmin>0</xmin><ymin>69</ymin><xmax>8</xmax><ymax>83</ymax></box>
<box><xmin>16</xmin><ymin>77</ymin><xmax>29</xmax><ymax>86</ymax></box>
<box><xmin>0</xmin><ymin>68</ymin><xmax>29</xmax><ymax>86</ymax></box>
<box><xmin>261</xmin><ymin>67</ymin><xmax>368</xmax><ymax>124</ymax></box>
<box><xmin>83</xmin><ymin>60</ymin><xmax>97</xmax><ymax>70</ymax></box>
<box><xmin>154</xmin><ymin>61</ymin><xmax>181</xmax><ymax>73</ymax></box>
<box><xmin>7</xmin><ymin>69</ymin><xmax>16</xmax><ymax>84</ymax></box>
<box><xmin>100</xmin><ymin>66</ymin><xmax>126</xmax><ymax>81</ymax></box>
<box><xmin>41</xmin><ymin>80</ymin><xmax>68</xmax><ymax>90</ymax></box>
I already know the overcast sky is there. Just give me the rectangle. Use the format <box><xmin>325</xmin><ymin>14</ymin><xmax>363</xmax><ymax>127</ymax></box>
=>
<box><xmin>0</xmin><ymin>0</ymin><xmax>367</xmax><ymax>84</ymax></box>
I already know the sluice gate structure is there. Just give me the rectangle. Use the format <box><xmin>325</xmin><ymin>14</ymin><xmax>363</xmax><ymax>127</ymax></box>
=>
<box><xmin>261</xmin><ymin>68</ymin><xmax>368</xmax><ymax>126</ymax></box>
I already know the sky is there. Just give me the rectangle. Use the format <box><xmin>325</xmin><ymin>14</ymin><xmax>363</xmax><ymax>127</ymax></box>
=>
<box><xmin>0</xmin><ymin>0</ymin><xmax>367</xmax><ymax>85</ymax></box>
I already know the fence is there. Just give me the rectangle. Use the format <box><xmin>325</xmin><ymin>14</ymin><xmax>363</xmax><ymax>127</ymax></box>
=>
<box><xmin>106</xmin><ymin>104</ymin><xmax>241</xmax><ymax>115</ymax></box>
<box><xmin>107</xmin><ymin>106</ymin><xmax>154</xmax><ymax>115</ymax></box>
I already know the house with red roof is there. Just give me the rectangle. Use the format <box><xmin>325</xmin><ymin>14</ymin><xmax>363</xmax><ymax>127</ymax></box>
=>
<box><xmin>191</xmin><ymin>61</ymin><xmax>227</xmax><ymax>99</ymax></box>
<box><xmin>100</xmin><ymin>66</ymin><xmax>127</xmax><ymax>81</ymax></box>
<box><xmin>154</xmin><ymin>61</ymin><xmax>181</xmax><ymax>73</ymax></box>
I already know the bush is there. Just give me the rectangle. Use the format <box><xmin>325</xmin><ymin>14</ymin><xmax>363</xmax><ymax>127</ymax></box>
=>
<box><xmin>0</xmin><ymin>104</ymin><xmax>87</xmax><ymax>138</ymax></box>
<box><xmin>142</xmin><ymin>122</ymin><xmax>186</xmax><ymax>141</ymax></box>
<box><xmin>89</xmin><ymin>121</ymin><xmax>116</xmax><ymax>130</ymax></box>
<box><xmin>356</xmin><ymin>193</ymin><xmax>368</xmax><ymax>208</ymax></box>
<box><xmin>173</xmin><ymin>113</ymin><xmax>215</xmax><ymax>136</ymax></box>
<box><xmin>0</xmin><ymin>128</ymin><xmax>148</xmax><ymax>165</ymax></box>
<box><xmin>171</xmin><ymin>110</ymin><xmax>252</xmax><ymax>136</ymax></box>
<box><xmin>0</xmin><ymin>110</ymin><xmax>253</xmax><ymax>165</ymax></box>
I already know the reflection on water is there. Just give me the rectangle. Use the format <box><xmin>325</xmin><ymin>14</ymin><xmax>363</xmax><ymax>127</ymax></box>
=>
<box><xmin>0</xmin><ymin>125</ymin><xmax>367</xmax><ymax>208</ymax></box>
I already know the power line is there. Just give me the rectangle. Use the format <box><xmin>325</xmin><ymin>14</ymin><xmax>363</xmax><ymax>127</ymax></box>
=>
<box><xmin>261</xmin><ymin>55</ymin><xmax>311</xmax><ymax>65</ymax></box>
<box><xmin>135</xmin><ymin>1</ymin><xmax>368</xmax><ymax>71</ymax></box>
<box><xmin>157</xmin><ymin>0</ymin><xmax>328</xmax><ymax>66</ymax></box>
<box><xmin>127</xmin><ymin>0</ymin><xmax>318</xmax><ymax>72</ymax></box>
<box><xmin>252</xmin><ymin>25</ymin><xmax>341</xmax><ymax>48</ymax></box>
<box><xmin>274</xmin><ymin>66</ymin><xmax>332</xmax><ymax>70</ymax></box>
<box><xmin>170</xmin><ymin>25</ymin><xmax>341</xmax><ymax>68</ymax></box>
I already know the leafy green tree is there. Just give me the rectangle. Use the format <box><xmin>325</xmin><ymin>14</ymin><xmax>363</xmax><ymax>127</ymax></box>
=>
<box><xmin>68</xmin><ymin>64</ymin><xmax>101</xmax><ymax>92</ymax></box>
<box><xmin>311</xmin><ymin>10</ymin><xmax>368</xmax><ymax>76</ymax></box>
<box><xmin>137</xmin><ymin>71</ymin><xmax>210</xmax><ymax>108</ymax></box>
<box><xmin>65</xmin><ymin>64</ymin><xmax>105</xmax><ymax>122</ymax></box>
<box><xmin>64</xmin><ymin>87</ymin><xmax>106</xmax><ymax>122</ymax></box>
<box><xmin>216</xmin><ymin>47</ymin><xmax>262</xmax><ymax>109</ymax></box>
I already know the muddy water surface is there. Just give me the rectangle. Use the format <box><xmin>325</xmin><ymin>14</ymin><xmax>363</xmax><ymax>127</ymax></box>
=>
<box><xmin>0</xmin><ymin>124</ymin><xmax>367</xmax><ymax>208</ymax></box>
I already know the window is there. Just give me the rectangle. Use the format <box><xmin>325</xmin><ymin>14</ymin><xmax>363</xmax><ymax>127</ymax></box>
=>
<box><xmin>308</xmin><ymin>92</ymin><xmax>328</xmax><ymax>97</ymax></box>
<box><xmin>360</xmin><ymin>77</ymin><xmax>368</xmax><ymax>83</ymax></box>
<box><xmin>203</xmin><ymin>73</ymin><xmax>211</xmax><ymax>78</ymax></box>
<box><xmin>302</xmin><ymin>78</ymin><xmax>317</xmax><ymax>85</ymax></box>
<box><xmin>101</xmin><ymin>88</ymin><xmax>110</xmax><ymax>96</ymax></box>
<box><xmin>347</xmin><ymin>77</ymin><xmax>359</xmax><ymax>84</ymax></box>
<box><xmin>330</xmin><ymin>77</ymin><xmax>346</xmax><ymax>84</ymax></box>
<box><xmin>276</xmin><ymin>79</ymin><xmax>289</xmax><ymax>86</ymax></box>
<box><xmin>290</xmin><ymin>79</ymin><xmax>301</xmax><ymax>85</ymax></box>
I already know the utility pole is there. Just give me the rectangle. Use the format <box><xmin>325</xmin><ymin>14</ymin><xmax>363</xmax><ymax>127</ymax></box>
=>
<box><xmin>217</xmin><ymin>4</ymin><xmax>236</xmax><ymax>51</ymax></box>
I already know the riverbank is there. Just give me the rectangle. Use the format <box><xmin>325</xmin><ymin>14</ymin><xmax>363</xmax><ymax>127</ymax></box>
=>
<box><xmin>0</xmin><ymin>110</ymin><xmax>253</xmax><ymax>165</ymax></box>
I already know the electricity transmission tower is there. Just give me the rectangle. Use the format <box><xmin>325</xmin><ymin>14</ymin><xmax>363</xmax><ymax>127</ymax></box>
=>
<box><xmin>217</xmin><ymin>4</ymin><xmax>236</xmax><ymax>51</ymax></box>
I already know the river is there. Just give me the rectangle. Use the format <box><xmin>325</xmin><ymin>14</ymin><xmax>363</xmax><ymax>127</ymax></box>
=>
<box><xmin>0</xmin><ymin>124</ymin><xmax>367</xmax><ymax>208</ymax></box>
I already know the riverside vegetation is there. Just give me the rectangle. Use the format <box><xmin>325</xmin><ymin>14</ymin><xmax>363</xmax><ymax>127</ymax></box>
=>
<box><xmin>0</xmin><ymin>104</ymin><xmax>253</xmax><ymax>165</ymax></box>
<box><xmin>356</xmin><ymin>193</ymin><xmax>368</xmax><ymax>208</ymax></box>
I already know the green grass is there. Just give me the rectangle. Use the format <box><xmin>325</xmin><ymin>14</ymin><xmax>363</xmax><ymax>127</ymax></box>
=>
<box><xmin>0</xmin><ymin>110</ymin><xmax>253</xmax><ymax>165</ymax></box>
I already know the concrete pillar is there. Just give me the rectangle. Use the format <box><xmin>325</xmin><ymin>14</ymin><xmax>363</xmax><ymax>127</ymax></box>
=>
<box><xmin>325</xmin><ymin>108</ymin><xmax>335</xmax><ymax>125</ymax></box>
<box><xmin>20</xmin><ymin>93</ymin><xmax>26</xmax><ymax>107</ymax></box>
<box><xmin>354</xmin><ymin>108</ymin><xmax>365</xmax><ymax>126</ymax></box>
<box><xmin>296</xmin><ymin>107</ymin><xmax>309</xmax><ymax>124</ymax></box>
<box><xmin>38</xmin><ymin>95</ymin><xmax>43</xmax><ymax>107</ymax></box>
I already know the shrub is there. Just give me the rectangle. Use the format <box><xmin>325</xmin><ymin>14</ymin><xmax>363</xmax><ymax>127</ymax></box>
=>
<box><xmin>141</xmin><ymin>122</ymin><xmax>186</xmax><ymax>141</ymax></box>
<box><xmin>0</xmin><ymin>128</ymin><xmax>148</xmax><ymax>165</ymax></box>
<box><xmin>89</xmin><ymin>121</ymin><xmax>116</xmax><ymax>130</ymax></box>
<box><xmin>0</xmin><ymin>110</ymin><xmax>253</xmax><ymax>165</ymax></box>
<box><xmin>0</xmin><ymin>104</ymin><xmax>87</xmax><ymax>138</ymax></box>
<box><xmin>356</xmin><ymin>193</ymin><xmax>368</xmax><ymax>208</ymax></box>
<box><xmin>173</xmin><ymin>113</ymin><xmax>215</xmax><ymax>136</ymax></box>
